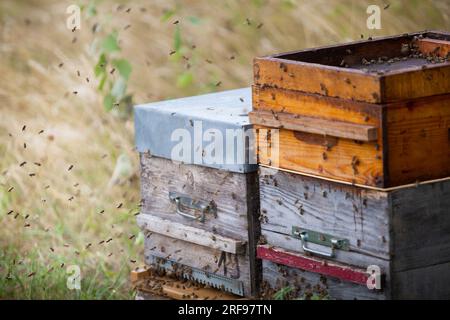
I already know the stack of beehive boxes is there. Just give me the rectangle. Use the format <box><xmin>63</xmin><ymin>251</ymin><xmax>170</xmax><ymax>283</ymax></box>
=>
<box><xmin>134</xmin><ymin>88</ymin><xmax>261</xmax><ymax>299</ymax></box>
<box><xmin>249</xmin><ymin>31</ymin><xmax>450</xmax><ymax>299</ymax></box>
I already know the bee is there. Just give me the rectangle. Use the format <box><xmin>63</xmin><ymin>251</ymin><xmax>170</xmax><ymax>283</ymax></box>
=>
<box><xmin>106</xmin><ymin>238</ymin><xmax>113</xmax><ymax>243</ymax></box>
<box><xmin>49</xmin><ymin>247</ymin><xmax>54</xmax><ymax>252</ymax></box>
<box><xmin>129</xmin><ymin>234</ymin><xmax>136</xmax><ymax>240</ymax></box>
<box><xmin>108</xmin><ymin>253</ymin><xmax>113</xmax><ymax>257</ymax></box>
<box><xmin>173</xmin><ymin>20</ymin><xmax>179</xmax><ymax>24</ymax></box>
<box><xmin>68</xmin><ymin>164</ymin><xmax>74</xmax><ymax>171</ymax></box>
<box><xmin>257</xmin><ymin>23</ymin><xmax>264</xmax><ymax>29</ymax></box>
<box><xmin>126</xmin><ymin>7</ymin><xmax>131</xmax><ymax>13</ymax></box>
<box><xmin>130</xmin><ymin>260</ymin><xmax>136</xmax><ymax>263</ymax></box>
<box><xmin>68</xmin><ymin>196</ymin><xmax>74</xmax><ymax>201</ymax></box>
<box><xmin>34</xmin><ymin>162</ymin><xmax>41</xmax><ymax>167</ymax></box>
<box><xmin>73</xmin><ymin>91</ymin><xmax>78</xmax><ymax>95</ymax></box>
<box><xmin>58</xmin><ymin>63</ymin><xmax>64</xmax><ymax>68</ymax></box>
<box><xmin>124</xmin><ymin>24</ymin><xmax>131</xmax><ymax>30</ymax></box>
<box><xmin>76</xmin><ymin>70</ymin><xmax>80</xmax><ymax>77</ymax></box>
<box><xmin>117</xmin><ymin>203</ymin><xmax>123</xmax><ymax>209</ymax></box>
<box><xmin>24</xmin><ymin>143</ymin><xmax>27</xmax><ymax>149</ymax></box>
<box><xmin>215</xmin><ymin>81</ymin><xmax>222</xmax><ymax>87</ymax></box>
<box><xmin>8</xmin><ymin>186</ymin><xmax>14</xmax><ymax>192</ymax></box>
<box><xmin>27</xmin><ymin>272</ymin><xmax>36</xmax><ymax>278</ymax></box>
<box><xmin>22</xmin><ymin>125</ymin><xmax>26</xmax><ymax>131</ymax></box>
<box><xmin>24</xmin><ymin>223</ymin><xmax>31</xmax><ymax>227</ymax></box>
<box><xmin>86</xmin><ymin>77</ymin><xmax>90</xmax><ymax>83</ymax></box>
<box><xmin>7</xmin><ymin>210</ymin><xmax>13</xmax><ymax>215</ymax></box>
<box><xmin>110</xmin><ymin>68</ymin><xmax>116</xmax><ymax>75</ymax></box>
<box><xmin>98</xmin><ymin>240</ymin><xmax>105</xmax><ymax>245</ymax></box>
<box><xmin>205</xmin><ymin>59</ymin><xmax>213</xmax><ymax>64</ymax></box>
<box><xmin>85</xmin><ymin>243</ymin><xmax>92</xmax><ymax>249</ymax></box>
<box><xmin>29</xmin><ymin>173</ymin><xmax>36</xmax><ymax>177</ymax></box>
<box><xmin>169</xmin><ymin>50</ymin><xmax>176</xmax><ymax>56</ymax></box>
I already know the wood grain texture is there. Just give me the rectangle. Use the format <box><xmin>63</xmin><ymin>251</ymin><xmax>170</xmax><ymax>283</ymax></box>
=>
<box><xmin>261</xmin><ymin>260</ymin><xmax>387</xmax><ymax>300</ymax></box>
<box><xmin>253</xmin><ymin>85</ymin><xmax>450</xmax><ymax>187</ymax></box>
<box><xmin>386</xmin><ymin>94</ymin><xmax>450</xmax><ymax>186</ymax></box>
<box><xmin>390</xmin><ymin>179</ymin><xmax>450</xmax><ymax>272</ymax></box>
<box><xmin>259</xmin><ymin>167</ymin><xmax>391</xmax><ymax>260</ymax></box>
<box><xmin>249</xmin><ymin>110</ymin><xmax>378</xmax><ymax>142</ymax></box>
<box><xmin>391</xmin><ymin>261</ymin><xmax>450</xmax><ymax>300</ymax></box>
<box><xmin>254</xmin><ymin>57</ymin><xmax>382</xmax><ymax>103</ymax></box>
<box><xmin>144</xmin><ymin>233</ymin><xmax>252</xmax><ymax>296</ymax></box>
<box><xmin>137</xmin><ymin>214</ymin><xmax>246</xmax><ymax>254</ymax></box>
<box><xmin>382</xmin><ymin>64</ymin><xmax>450</xmax><ymax>102</ymax></box>
<box><xmin>254</xmin><ymin>31</ymin><xmax>450</xmax><ymax>103</ymax></box>
<box><xmin>256</xmin><ymin>127</ymin><xmax>385</xmax><ymax>187</ymax></box>
<box><xmin>140</xmin><ymin>154</ymin><xmax>254</xmax><ymax>240</ymax></box>
<box><xmin>258</xmin><ymin>168</ymin><xmax>391</xmax><ymax>257</ymax></box>
<box><xmin>418</xmin><ymin>38</ymin><xmax>450</xmax><ymax>57</ymax></box>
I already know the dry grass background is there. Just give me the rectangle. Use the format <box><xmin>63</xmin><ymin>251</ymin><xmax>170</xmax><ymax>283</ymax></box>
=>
<box><xmin>0</xmin><ymin>0</ymin><xmax>448</xmax><ymax>299</ymax></box>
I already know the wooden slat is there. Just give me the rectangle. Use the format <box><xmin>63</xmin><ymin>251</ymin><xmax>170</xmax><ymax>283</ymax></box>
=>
<box><xmin>417</xmin><ymin>38</ymin><xmax>450</xmax><ymax>57</ymax></box>
<box><xmin>258</xmin><ymin>166</ymin><xmax>391</xmax><ymax>260</ymax></box>
<box><xmin>254</xmin><ymin>32</ymin><xmax>450</xmax><ymax>103</ymax></box>
<box><xmin>386</xmin><ymin>93</ymin><xmax>450</xmax><ymax>187</ymax></box>
<box><xmin>138</xmin><ymin>214</ymin><xmax>246</xmax><ymax>254</ymax></box>
<box><xmin>254</xmin><ymin>57</ymin><xmax>383</xmax><ymax>103</ymax></box>
<box><xmin>255</xmin><ymin>125</ymin><xmax>385</xmax><ymax>187</ymax></box>
<box><xmin>144</xmin><ymin>234</ymin><xmax>252</xmax><ymax>296</ymax></box>
<box><xmin>249</xmin><ymin>110</ymin><xmax>378</xmax><ymax>142</ymax></box>
<box><xmin>258</xmin><ymin>245</ymin><xmax>371</xmax><ymax>286</ymax></box>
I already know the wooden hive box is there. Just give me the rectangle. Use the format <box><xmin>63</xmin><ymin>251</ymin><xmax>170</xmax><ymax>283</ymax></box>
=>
<box><xmin>250</xmin><ymin>31</ymin><xmax>450</xmax><ymax>188</ymax></box>
<box><xmin>134</xmin><ymin>88</ymin><xmax>261</xmax><ymax>297</ymax></box>
<box><xmin>257</xmin><ymin>166</ymin><xmax>450</xmax><ymax>300</ymax></box>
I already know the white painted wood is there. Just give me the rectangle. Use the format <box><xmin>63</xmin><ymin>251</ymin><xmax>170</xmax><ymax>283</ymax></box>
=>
<box><xmin>137</xmin><ymin>214</ymin><xmax>246</xmax><ymax>254</ymax></box>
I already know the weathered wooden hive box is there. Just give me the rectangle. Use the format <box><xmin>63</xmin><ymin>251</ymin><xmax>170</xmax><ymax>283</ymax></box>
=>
<box><xmin>257</xmin><ymin>167</ymin><xmax>450</xmax><ymax>300</ymax></box>
<box><xmin>251</xmin><ymin>31</ymin><xmax>450</xmax><ymax>188</ymax></box>
<box><xmin>134</xmin><ymin>88</ymin><xmax>261</xmax><ymax>297</ymax></box>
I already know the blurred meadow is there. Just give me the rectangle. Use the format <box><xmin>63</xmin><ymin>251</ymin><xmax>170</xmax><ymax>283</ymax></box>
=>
<box><xmin>0</xmin><ymin>0</ymin><xmax>448</xmax><ymax>299</ymax></box>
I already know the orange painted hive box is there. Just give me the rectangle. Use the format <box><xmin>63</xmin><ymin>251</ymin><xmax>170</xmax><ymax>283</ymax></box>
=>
<box><xmin>250</xmin><ymin>31</ymin><xmax>450</xmax><ymax>188</ymax></box>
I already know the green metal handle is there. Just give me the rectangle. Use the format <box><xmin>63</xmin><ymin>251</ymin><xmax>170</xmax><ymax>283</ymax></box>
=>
<box><xmin>299</xmin><ymin>232</ymin><xmax>334</xmax><ymax>258</ymax></box>
<box><xmin>292</xmin><ymin>227</ymin><xmax>349</xmax><ymax>258</ymax></box>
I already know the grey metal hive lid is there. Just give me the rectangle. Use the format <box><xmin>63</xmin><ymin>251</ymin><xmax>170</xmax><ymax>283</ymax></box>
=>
<box><xmin>134</xmin><ymin>87</ymin><xmax>257</xmax><ymax>173</ymax></box>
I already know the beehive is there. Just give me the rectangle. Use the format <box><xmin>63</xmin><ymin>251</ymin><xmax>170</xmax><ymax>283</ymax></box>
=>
<box><xmin>134</xmin><ymin>88</ymin><xmax>261</xmax><ymax>297</ymax></box>
<box><xmin>250</xmin><ymin>31</ymin><xmax>450</xmax><ymax>188</ymax></box>
<box><xmin>257</xmin><ymin>167</ymin><xmax>450</xmax><ymax>300</ymax></box>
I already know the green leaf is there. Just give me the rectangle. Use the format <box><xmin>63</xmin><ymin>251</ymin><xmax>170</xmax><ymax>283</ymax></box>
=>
<box><xmin>86</xmin><ymin>1</ymin><xmax>98</xmax><ymax>18</ymax></box>
<box><xmin>176</xmin><ymin>72</ymin><xmax>193</xmax><ymax>88</ymax></box>
<box><xmin>102</xmin><ymin>32</ymin><xmax>120</xmax><ymax>54</ymax></box>
<box><xmin>97</xmin><ymin>73</ymin><xmax>107</xmax><ymax>91</ymax></box>
<box><xmin>112</xmin><ymin>59</ymin><xmax>132</xmax><ymax>80</ymax></box>
<box><xmin>103</xmin><ymin>94</ymin><xmax>114</xmax><ymax>111</ymax></box>
<box><xmin>174</xmin><ymin>24</ymin><xmax>182</xmax><ymax>52</ymax></box>
<box><xmin>273</xmin><ymin>286</ymin><xmax>294</xmax><ymax>300</ymax></box>
<box><xmin>188</xmin><ymin>16</ymin><xmax>202</xmax><ymax>25</ymax></box>
<box><xmin>94</xmin><ymin>53</ymin><xmax>107</xmax><ymax>77</ymax></box>
<box><xmin>161</xmin><ymin>9</ymin><xmax>175</xmax><ymax>22</ymax></box>
<box><xmin>111</xmin><ymin>77</ymin><xmax>127</xmax><ymax>100</ymax></box>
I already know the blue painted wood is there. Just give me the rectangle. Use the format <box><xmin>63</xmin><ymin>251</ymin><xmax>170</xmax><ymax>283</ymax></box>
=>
<box><xmin>134</xmin><ymin>88</ymin><xmax>257</xmax><ymax>173</ymax></box>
